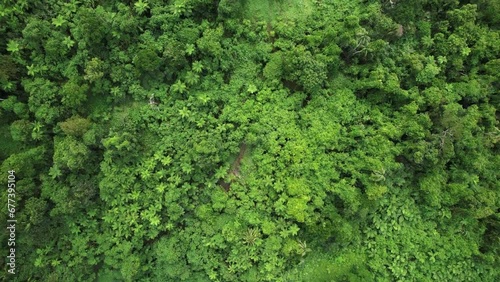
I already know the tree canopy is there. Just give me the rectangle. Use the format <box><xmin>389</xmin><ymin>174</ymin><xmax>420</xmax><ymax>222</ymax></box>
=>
<box><xmin>1</xmin><ymin>0</ymin><xmax>499</xmax><ymax>281</ymax></box>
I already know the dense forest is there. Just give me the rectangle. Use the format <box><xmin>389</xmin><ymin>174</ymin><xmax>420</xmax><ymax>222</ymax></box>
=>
<box><xmin>1</xmin><ymin>0</ymin><xmax>499</xmax><ymax>281</ymax></box>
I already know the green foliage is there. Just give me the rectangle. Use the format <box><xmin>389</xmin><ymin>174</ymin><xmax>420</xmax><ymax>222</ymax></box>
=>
<box><xmin>53</xmin><ymin>136</ymin><xmax>91</xmax><ymax>170</ymax></box>
<box><xmin>61</xmin><ymin>78</ymin><xmax>89</xmax><ymax>108</ymax></box>
<box><xmin>6</xmin><ymin>40</ymin><xmax>20</xmax><ymax>53</ymax></box>
<box><xmin>59</xmin><ymin>116</ymin><xmax>92</xmax><ymax>137</ymax></box>
<box><xmin>283</xmin><ymin>251</ymin><xmax>370</xmax><ymax>281</ymax></box>
<box><xmin>1</xmin><ymin>0</ymin><xmax>498</xmax><ymax>281</ymax></box>
<box><xmin>10</xmin><ymin>119</ymin><xmax>33</xmax><ymax>142</ymax></box>
<box><xmin>1</xmin><ymin>146</ymin><xmax>46</xmax><ymax>179</ymax></box>
<box><xmin>84</xmin><ymin>58</ymin><xmax>105</xmax><ymax>82</ymax></box>
<box><xmin>362</xmin><ymin>189</ymin><xmax>498</xmax><ymax>281</ymax></box>
<box><xmin>134</xmin><ymin>0</ymin><xmax>149</xmax><ymax>15</ymax></box>
<box><xmin>133</xmin><ymin>47</ymin><xmax>161</xmax><ymax>72</ymax></box>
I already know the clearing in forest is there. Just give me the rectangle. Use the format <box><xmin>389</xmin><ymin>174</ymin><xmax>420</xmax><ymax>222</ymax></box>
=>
<box><xmin>243</xmin><ymin>0</ymin><xmax>315</xmax><ymax>21</ymax></box>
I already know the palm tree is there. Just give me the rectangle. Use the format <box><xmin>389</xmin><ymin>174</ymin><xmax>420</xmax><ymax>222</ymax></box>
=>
<box><xmin>192</xmin><ymin>61</ymin><xmax>204</xmax><ymax>74</ymax></box>
<box><xmin>297</xmin><ymin>240</ymin><xmax>311</xmax><ymax>257</ymax></box>
<box><xmin>371</xmin><ymin>168</ymin><xmax>386</xmax><ymax>182</ymax></box>
<box><xmin>185</xmin><ymin>71</ymin><xmax>199</xmax><ymax>86</ymax></box>
<box><xmin>243</xmin><ymin>228</ymin><xmax>260</xmax><ymax>246</ymax></box>
<box><xmin>170</xmin><ymin>80</ymin><xmax>187</xmax><ymax>95</ymax></box>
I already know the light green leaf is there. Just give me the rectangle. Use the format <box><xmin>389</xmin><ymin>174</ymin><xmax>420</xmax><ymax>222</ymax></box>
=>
<box><xmin>186</xmin><ymin>43</ymin><xmax>195</xmax><ymax>55</ymax></box>
<box><xmin>49</xmin><ymin>166</ymin><xmax>62</xmax><ymax>179</ymax></box>
<box><xmin>134</xmin><ymin>0</ymin><xmax>149</xmax><ymax>14</ymax></box>
<box><xmin>52</xmin><ymin>15</ymin><xmax>66</xmax><ymax>27</ymax></box>
<box><xmin>192</xmin><ymin>61</ymin><xmax>203</xmax><ymax>73</ymax></box>
<box><xmin>7</xmin><ymin>40</ymin><xmax>19</xmax><ymax>53</ymax></box>
<box><xmin>178</xmin><ymin>106</ymin><xmax>191</xmax><ymax>118</ymax></box>
<box><xmin>63</xmin><ymin>36</ymin><xmax>75</xmax><ymax>48</ymax></box>
<box><xmin>247</xmin><ymin>84</ymin><xmax>258</xmax><ymax>94</ymax></box>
